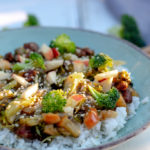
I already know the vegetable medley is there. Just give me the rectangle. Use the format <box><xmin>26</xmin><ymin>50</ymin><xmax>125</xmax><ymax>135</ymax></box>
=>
<box><xmin>0</xmin><ymin>34</ymin><xmax>139</xmax><ymax>141</ymax></box>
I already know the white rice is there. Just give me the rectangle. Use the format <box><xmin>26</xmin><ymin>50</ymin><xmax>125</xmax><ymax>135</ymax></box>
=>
<box><xmin>0</xmin><ymin>96</ymin><xmax>145</xmax><ymax>150</ymax></box>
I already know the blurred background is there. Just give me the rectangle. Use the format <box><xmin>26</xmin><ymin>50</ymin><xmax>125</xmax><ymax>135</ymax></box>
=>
<box><xmin>0</xmin><ymin>0</ymin><xmax>149</xmax><ymax>47</ymax></box>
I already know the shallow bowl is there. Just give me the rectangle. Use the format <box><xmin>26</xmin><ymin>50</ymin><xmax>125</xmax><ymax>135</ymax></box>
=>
<box><xmin>0</xmin><ymin>27</ymin><xmax>150</xmax><ymax>150</ymax></box>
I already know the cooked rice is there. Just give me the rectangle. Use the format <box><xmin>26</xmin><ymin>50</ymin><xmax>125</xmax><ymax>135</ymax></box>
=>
<box><xmin>0</xmin><ymin>96</ymin><xmax>144</xmax><ymax>150</ymax></box>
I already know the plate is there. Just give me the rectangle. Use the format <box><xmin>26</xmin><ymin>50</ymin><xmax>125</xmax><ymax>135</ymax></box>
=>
<box><xmin>0</xmin><ymin>27</ymin><xmax>150</xmax><ymax>150</ymax></box>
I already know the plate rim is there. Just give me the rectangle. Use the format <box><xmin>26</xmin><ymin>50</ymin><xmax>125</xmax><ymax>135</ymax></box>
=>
<box><xmin>1</xmin><ymin>26</ymin><xmax>150</xmax><ymax>61</ymax></box>
<box><xmin>0</xmin><ymin>26</ymin><xmax>150</xmax><ymax>150</ymax></box>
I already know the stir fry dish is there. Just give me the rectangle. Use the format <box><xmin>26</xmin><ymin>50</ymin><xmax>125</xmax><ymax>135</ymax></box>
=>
<box><xmin>0</xmin><ymin>34</ymin><xmax>139</xmax><ymax>141</ymax></box>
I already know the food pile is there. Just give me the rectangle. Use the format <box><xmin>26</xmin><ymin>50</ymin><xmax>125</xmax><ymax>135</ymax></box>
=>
<box><xmin>0</xmin><ymin>34</ymin><xmax>139</xmax><ymax>142</ymax></box>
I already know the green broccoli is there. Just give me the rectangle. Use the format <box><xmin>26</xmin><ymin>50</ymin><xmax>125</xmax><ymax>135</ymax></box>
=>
<box><xmin>109</xmin><ymin>14</ymin><xmax>145</xmax><ymax>47</ymax></box>
<box><xmin>89</xmin><ymin>53</ymin><xmax>113</xmax><ymax>72</ymax></box>
<box><xmin>42</xmin><ymin>90</ymin><xmax>67</xmax><ymax>113</ymax></box>
<box><xmin>12</xmin><ymin>52</ymin><xmax>45</xmax><ymax>71</ymax></box>
<box><xmin>24</xmin><ymin>14</ymin><xmax>39</xmax><ymax>27</ymax></box>
<box><xmin>88</xmin><ymin>85</ymin><xmax>120</xmax><ymax>109</ymax></box>
<box><xmin>50</xmin><ymin>34</ymin><xmax>76</xmax><ymax>54</ymax></box>
<box><xmin>29</xmin><ymin>52</ymin><xmax>45</xmax><ymax>69</ymax></box>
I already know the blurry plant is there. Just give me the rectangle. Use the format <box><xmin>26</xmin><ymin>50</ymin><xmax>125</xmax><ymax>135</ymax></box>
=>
<box><xmin>108</xmin><ymin>14</ymin><xmax>146</xmax><ymax>47</ymax></box>
<box><xmin>2</xmin><ymin>27</ymin><xmax>9</xmax><ymax>31</ymax></box>
<box><xmin>24</xmin><ymin>14</ymin><xmax>39</xmax><ymax>27</ymax></box>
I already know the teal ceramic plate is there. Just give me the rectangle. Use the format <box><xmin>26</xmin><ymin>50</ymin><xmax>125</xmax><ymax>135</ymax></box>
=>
<box><xmin>0</xmin><ymin>27</ymin><xmax>150</xmax><ymax>150</ymax></box>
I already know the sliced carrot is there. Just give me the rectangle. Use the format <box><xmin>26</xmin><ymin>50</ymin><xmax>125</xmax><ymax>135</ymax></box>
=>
<box><xmin>70</xmin><ymin>94</ymin><xmax>84</xmax><ymax>102</ymax></box>
<box><xmin>42</xmin><ymin>113</ymin><xmax>61</xmax><ymax>124</ymax></box>
<box><xmin>84</xmin><ymin>108</ymin><xmax>99</xmax><ymax>129</ymax></box>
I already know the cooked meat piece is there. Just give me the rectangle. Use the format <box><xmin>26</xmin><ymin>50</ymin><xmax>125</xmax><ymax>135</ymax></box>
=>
<box><xmin>22</xmin><ymin>70</ymin><xmax>37</xmax><ymax>82</ymax></box>
<box><xmin>24</xmin><ymin>42</ymin><xmax>39</xmax><ymax>52</ymax></box>
<box><xmin>76</xmin><ymin>47</ymin><xmax>94</xmax><ymax>57</ymax></box>
<box><xmin>15</xmin><ymin>125</ymin><xmax>34</xmax><ymax>139</ymax></box>
<box><xmin>116</xmin><ymin>81</ymin><xmax>128</xmax><ymax>91</ymax></box>
<box><xmin>4</xmin><ymin>52</ymin><xmax>14</xmax><ymax>62</ymax></box>
<box><xmin>122</xmin><ymin>88</ymin><xmax>132</xmax><ymax>103</ymax></box>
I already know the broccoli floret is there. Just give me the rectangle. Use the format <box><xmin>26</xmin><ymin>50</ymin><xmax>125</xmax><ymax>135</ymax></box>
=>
<box><xmin>89</xmin><ymin>53</ymin><xmax>113</xmax><ymax>72</ymax></box>
<box><xmin>109</xmin><ymin>14</ymin><xmax>146</xmax><ymax>47</ymax></box>
<box><xmin>120</xmin><ymin>14</ymin><xmax>146</xmax><ymax>47</ymax></box>
<box><xmin>50</xmin><ymin>34</ymin><xmax>76</xmax><ymax>54</ymax></box>
<box><xmin>88</xmin><ymin>85</ymin><xmax>120</xmax><ymax>109</ymax></box>
<box><xmin>42</xmin><ymin>90</ymin><xmax>67</xmax><ymax>113</ymax></box>
<box><xmin>12</xmin><ymin>52</ymin><xmax>45</xmax><ymax>71</ymax></box>
<box><xmin>24</xmin><ymin>14</ymin><xmax>39</xmax><ymax>27</ymax></box>
<box><xmin>29</xmin><ymin>52</ymin><xmax>45</xmax><ymax>69</ymax></box>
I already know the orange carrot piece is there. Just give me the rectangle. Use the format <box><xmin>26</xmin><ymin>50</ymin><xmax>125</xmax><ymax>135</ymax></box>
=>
<box><xmin>71</xmin><ymin>94</ymin><xmax>84</xmax><ymax>102</ymax></box>
<box><xmin>84</xmin><ymin>108</ymin><xmax>99</xmax><ymax>129</ymax></box>
<box><xmin>42</xmin><ymin>113</ymin><xmax>61</xmax><ymax>124</ymax></box>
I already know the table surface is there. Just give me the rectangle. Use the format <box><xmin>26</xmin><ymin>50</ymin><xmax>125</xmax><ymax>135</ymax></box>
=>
<box><xmin>0</xmin><ymin>1</ymin><xmax>150</xmax><ymax>150</ymax></box>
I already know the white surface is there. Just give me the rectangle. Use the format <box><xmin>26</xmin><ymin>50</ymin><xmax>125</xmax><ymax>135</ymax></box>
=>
<box><xmin>0</xmin><ymin>0</ymin><xmax>118</xmax><ymax>32</ymax></box>
<box><xmin>0</xmin><ymin>11</ymin><xmax>27</xmax><ymax>26</ymax></box>
<box><xmin>0</xmin><ymin>0</ymin><xmax>149</xmax><ymax>149</ymax></box>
